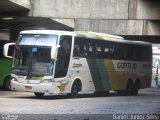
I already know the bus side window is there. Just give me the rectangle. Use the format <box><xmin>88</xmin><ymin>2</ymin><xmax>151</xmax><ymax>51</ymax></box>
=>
<box><xmin>104</xmin><ymin>47</ymin><xmax>109</xmax><ymax>58</ymax></box>
<box><xmin>73</xmin><ymin>37</ymin><xmax>89</xmax><ymax>58</ymax></box>
<box><xmin>73</xmin><ymin>47</ymin><xmax>80</xmax><ymax>57</ymax></box>
<box><xmin>79</xmin><ymin>44</ymin><xmax>88</xmax><ymax>57</ymax></box>
<box><xmin>97</xmin><ymin>46</ymin><xmax>101</xmax><ymax>57</ymax></box>
<box><xmin>88</xmin><ymin>41</ymin><xmax>96</xmax><ymax>57</ymax></box>
<box><xmin>102</xmin><ymin>41</ymin><xmax>110</xmax><ymax>58</ymax></box>
<box><xmin>73</xmin><ymin>39</ymin><xmax>80</xmax><ymax>57</ymax></box>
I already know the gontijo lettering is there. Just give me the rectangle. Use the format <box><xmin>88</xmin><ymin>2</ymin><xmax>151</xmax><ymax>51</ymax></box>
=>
<box><xmin>117</xmin><ymin>62</ymin><xmax>137</xmax><ymax>69</ymax></box>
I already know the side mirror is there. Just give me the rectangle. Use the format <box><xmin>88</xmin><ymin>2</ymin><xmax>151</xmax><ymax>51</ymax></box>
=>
<box><xmin>51</xmin><ymin>45</ymin><xmax>60</xmax><ymax>60</ymax></box>
<box><xmin>3</xmin><ymin>43</ymin><xmax>15</xmax><ymax>58</ymax></box>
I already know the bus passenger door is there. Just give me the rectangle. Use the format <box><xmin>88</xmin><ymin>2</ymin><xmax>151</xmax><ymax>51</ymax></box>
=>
<box><xmin>54</xmin><ymin>36</ymin><xmax>72</xmax><ymax>78</ymax></box>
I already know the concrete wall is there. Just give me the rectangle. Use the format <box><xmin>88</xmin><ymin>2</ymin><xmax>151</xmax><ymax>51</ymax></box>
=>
<box><xmin>75</xmin><ymin>19</ymin><xmax>160</xmax><ymax>36</ymax></box>
<box><xmin>31</xmin><ymin>0</ymin><xmax>160</xmax><ymax>20</ymax></box>
<box><xmin>30</xmin><ymin>0</ymin><xmax>160</xmax><ymax>36</ymax></box>
<box><xmin>31</xmin><ymin>0</ymin><xmax>129</xmax><ymax>19</ymax></box>
<box><xmin>75</xmin><ymin>19</ymin><xmax>144</xmax><ymax>35</ymax></box>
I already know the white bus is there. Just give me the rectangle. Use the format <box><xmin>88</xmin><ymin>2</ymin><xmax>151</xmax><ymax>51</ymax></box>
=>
<box><xmin>4</xmin><ymin>30</ymin><xmax>152</xmax><ymax>97</ymax></box>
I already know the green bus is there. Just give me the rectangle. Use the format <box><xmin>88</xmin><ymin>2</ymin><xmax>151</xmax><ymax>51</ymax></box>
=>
<box><xmin>0</xmin><ymin>40</ymin><xmax>12</xmax><ymax>90</ymax></box>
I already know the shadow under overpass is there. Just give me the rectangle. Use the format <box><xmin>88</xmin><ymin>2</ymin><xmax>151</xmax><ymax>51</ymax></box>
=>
<box><xmin>0</xmin><ymin>16</ymin><xmax>74</xmax><ymax>41</ymax></box>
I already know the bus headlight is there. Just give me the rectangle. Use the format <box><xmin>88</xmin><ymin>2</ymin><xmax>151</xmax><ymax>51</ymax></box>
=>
<box><xmin>11</xmin><ymin>77</ymin><xmax>17</xmax><ymax>81</ymax></box>
<box><xmin>40</xmin><ymin>79</ymin><xmax>52</xmax><ymax>83</ymax></box>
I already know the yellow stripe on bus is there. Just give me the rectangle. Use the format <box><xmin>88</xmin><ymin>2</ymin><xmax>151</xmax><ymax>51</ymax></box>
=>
<box><xmin>104</xmin><ymin>59</ymin><xmax>127</xmax><ymax>90</ymax></box>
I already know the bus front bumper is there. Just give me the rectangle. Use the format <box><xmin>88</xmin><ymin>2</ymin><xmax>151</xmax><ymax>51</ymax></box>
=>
<box><xmin>11</xmin><ymin>81</ymin><xmax>58</xmax><ymax>94</ymax></box>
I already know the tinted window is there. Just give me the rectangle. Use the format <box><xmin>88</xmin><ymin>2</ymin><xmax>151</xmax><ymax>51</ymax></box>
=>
<box><xmin>73</xmin><ymin>37</ymin><xmax>152</xmax><ymax>61</ymax></box>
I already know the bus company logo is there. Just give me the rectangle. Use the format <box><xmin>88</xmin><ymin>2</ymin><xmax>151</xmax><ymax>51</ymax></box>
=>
<box><xmin>2</xmin><ymin>113</ymin><xmax>18</xmax><ymax>120</ymax></box>
<box><xmin>57</xmin><ymin>83</ymin><xmax>68</xmax><ymax>92</ymax></box>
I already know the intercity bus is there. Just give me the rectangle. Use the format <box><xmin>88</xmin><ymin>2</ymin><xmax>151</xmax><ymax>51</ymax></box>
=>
<box><xmin>4</xmin><ymin>30</ymin><xmax>152</xmax><ymax>97</ymax></box>
<box><xmin>0</xmin><ymin>40</ymin><xmax>12</xmax><ymax>90</ymax></box>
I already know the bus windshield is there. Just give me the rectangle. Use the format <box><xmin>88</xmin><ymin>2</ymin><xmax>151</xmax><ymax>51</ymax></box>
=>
<box><xmin>12</xmin><ymin>34</ymin><xmax>58</xmax><ymax>76</ymax></box>
<box><xmin>12</xmin><ymin>46</ymin><xmax>53</xmax><ymax>76</ymax></box>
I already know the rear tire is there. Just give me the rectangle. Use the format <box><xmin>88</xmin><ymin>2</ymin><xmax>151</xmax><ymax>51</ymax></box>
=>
<box><xmin>131</xmin><ymin>80</ymin><xmax>140</xmax><ymax>95</ymax></box>
<box><xmin>126</xmin><ymin>80</ymin><xmax>134</xmax><ymax>96</ymax></box>
<box><xmin>118</xmin><ymin>80</ymin><xmax>139</xmax><ymax>96</ymax></box>
<box><xmin>34</xmin><ymin>92</ymin><xmax>45</xmax><ymax>98</ymax></box>
<box><xmin>131</xmin><ymin>85</ymin><xmax>138</xmax><ymax>95</ymax></box>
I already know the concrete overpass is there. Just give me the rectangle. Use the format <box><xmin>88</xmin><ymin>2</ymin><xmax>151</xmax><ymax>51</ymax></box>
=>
<box><xmin>0</xmin><ymin>0</ymin><xmax>73</xmax><ymax>40</ymax></box>
<box><xmin>0</xmin><ymin>0</ymin><xmax>160</xmax><ymax>43</ymax></box>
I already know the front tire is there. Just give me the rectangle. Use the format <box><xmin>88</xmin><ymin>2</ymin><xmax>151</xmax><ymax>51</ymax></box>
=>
<box><xmin>4</xmin><ymin>76</ymin><xmax>11</xmax><ymax>91</ymax></box>
<box><xmin>68</xmin><ymin>82</ymin><xmax>79</xmax><ymax>98</ymax></box>
<box><xmin>34</xmin><ymin>92</ymin><xmax>45</xmax><ymax>98</ymax></box>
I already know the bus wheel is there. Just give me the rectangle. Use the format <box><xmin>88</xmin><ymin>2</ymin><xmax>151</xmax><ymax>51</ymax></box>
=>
<box><xmin>126</xmin><ymin>80</ymin><xmax>133</xmax><ymax>96</ymax></box>
<box><xmin>4</xmin><ymin>76</ymin><xmax>11</xmax><ymax>91</ymax></box>
<box><xmin>34</xmin><ymin>92</ymin><xmax>45</xmax><ymax>98</ymax></box>
<box><xmin>69</xmin><ymin>81</ymin><xmax>80</xmax><ymax>98</ymax></box>
<box><xmin>131</xmin><ymin>80</ymin><xmax>140</xmax><ymax>95</ymax></box>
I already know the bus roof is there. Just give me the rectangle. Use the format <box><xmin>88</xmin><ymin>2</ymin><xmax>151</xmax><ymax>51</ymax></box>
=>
<box><xmin>20</xmin><ymin>30</ymin><xmax>74</xmax><ymax>36</ymax></box>
<box><xmin>75</xmin><ymin>31</ymin><xmax>151</xmax><ymax>46</ymax></box>
<box><xmin>75</xmin><ymin>31</ymin><xmax>124</xmax><ymax>40</ymax></box>
<box><xmin>20</xmin><ymin>30</ymin><xmax>151</xmax><ymax>46</ymax></box>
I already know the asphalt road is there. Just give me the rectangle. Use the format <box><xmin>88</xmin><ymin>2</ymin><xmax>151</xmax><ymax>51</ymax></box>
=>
<box><xmin>0</xmin><ymin>87</ymin><xmax>160</xmax><ymax>120</ymax></box>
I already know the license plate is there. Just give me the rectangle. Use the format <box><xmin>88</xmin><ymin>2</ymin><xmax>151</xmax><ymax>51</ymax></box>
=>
<box><xmin>25</xmin><ymin>86</ymin><xmax>32</xmax><ymax>89</ymax></box>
